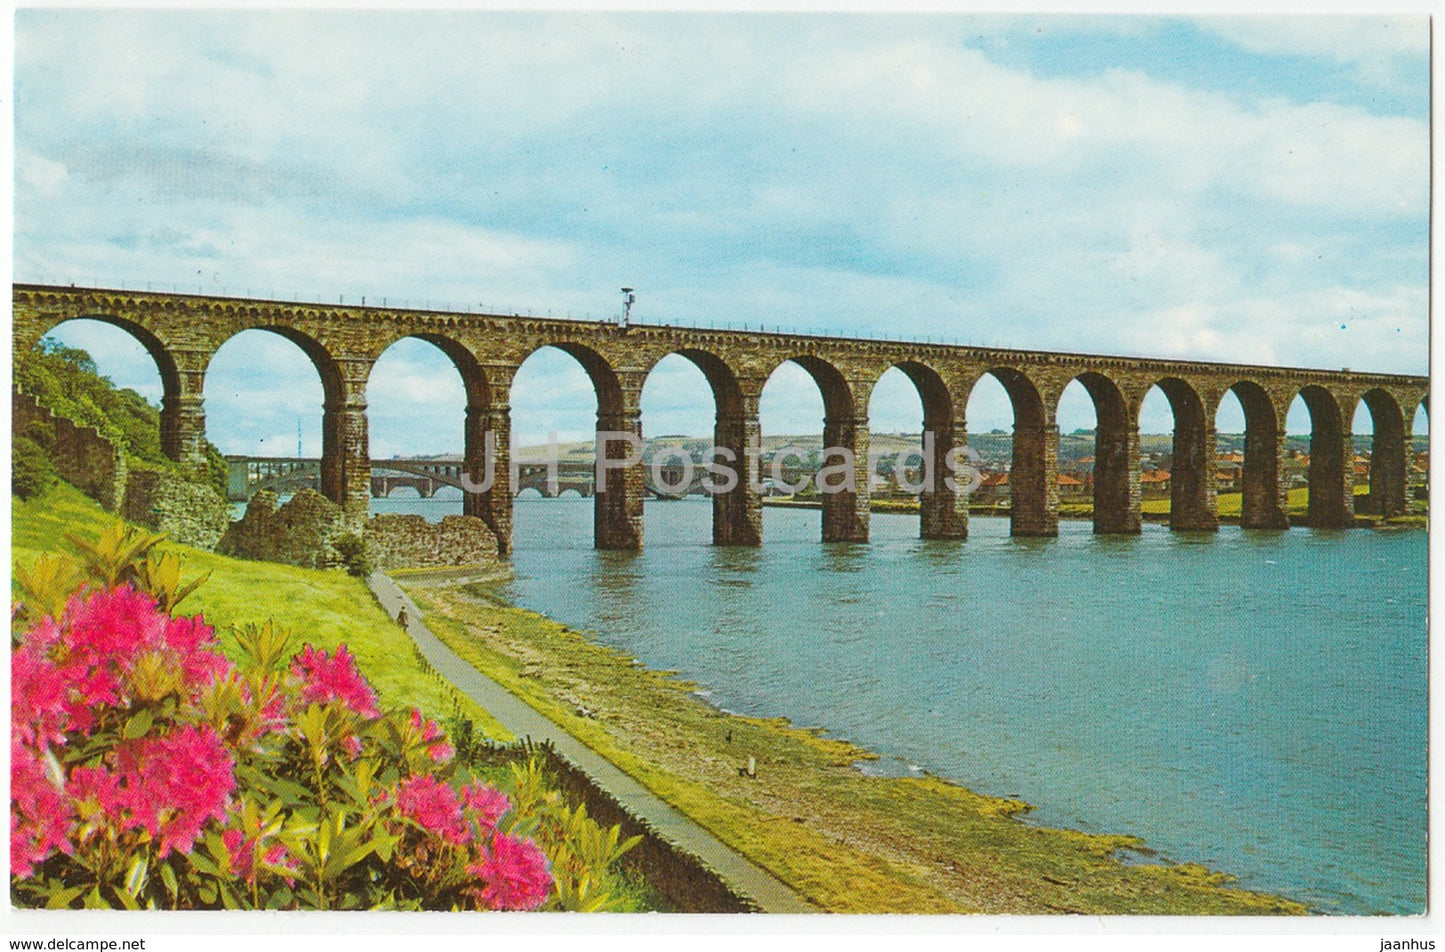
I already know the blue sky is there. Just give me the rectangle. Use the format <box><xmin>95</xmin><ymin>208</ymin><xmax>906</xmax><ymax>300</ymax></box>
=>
<box><xmin>17</xmin><ymin>11</ymin><xmax>1428</xmax><ymax>453</ymax></box>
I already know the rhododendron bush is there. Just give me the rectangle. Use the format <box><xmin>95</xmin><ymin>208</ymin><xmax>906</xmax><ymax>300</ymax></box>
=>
<box><xmin>11</xmin><ymin>525</ymin><xmax>637</xmax><ymax>911</ymax></box>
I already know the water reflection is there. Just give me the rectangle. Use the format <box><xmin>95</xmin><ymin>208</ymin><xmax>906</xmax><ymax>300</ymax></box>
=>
<box><xmin>915</xmin><ymin>538</ymin><xmax>967</xmax><ymax>570</ymax></box>
<box><xmin>591</xmin><ymin>549</ymin><xmax>642</xmax><ymax>604</ymax></box>
<box><xmin>706</xmin><ymin>544</ymin><xmax>762</xmax><ymax>588</ymax></box>
<box><xmin>818</xmin><ymin>541</ymin><xmax>869</xmax><ymax>574</ymax></box>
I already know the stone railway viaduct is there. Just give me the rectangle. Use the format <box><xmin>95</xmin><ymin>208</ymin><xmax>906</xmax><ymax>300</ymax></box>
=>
<box><xmin>14</xmin><ymin>284</ymin><xmax>1428</xmax><ymax>556</ymax></box>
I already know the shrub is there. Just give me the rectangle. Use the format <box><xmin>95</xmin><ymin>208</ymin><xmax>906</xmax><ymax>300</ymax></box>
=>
<box><xmin>23</xmin><ymin>418</ymin><xmax>55</xmax><ymax>450</ymax></box>
<box><xmin>10</xmin><ymin>523</ymin><xmax>639</xmax><ymax>911</ymax></box>
<box><xmin>13</xmin><ymin>435</ymin><xmax>58</xmax><ymax>500</ymax></box>
<box><xmin>331</xmin><ymin>532</ymin><xmax>372</xmax><ymax>578</ymax></box>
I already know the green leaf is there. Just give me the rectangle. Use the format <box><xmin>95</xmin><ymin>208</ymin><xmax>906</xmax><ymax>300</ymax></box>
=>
<box><xmin>615</xmin><ymin>833</ymin><xmax>643</xmax><ymax>863</ymax></box>
<box><xmin>258</xmin><ymin>776</ymin><xmax>313</xmax><ymax>805</ymax></box>
<box><xmin>187</xmin><ymin>851</ymin><xmax>221</xmax><ymax>877</ymax></box>
<box><xmin>111</xmin><ymin>885</ymin><xmax>140</xmax><ymax>911</ymax></box>
<box><xmin>205</xmin><ymin>832</ymin><xmax>232</xmax><ymax>871</ymax></box>
<box><xmin>216</xmin><ymin>879</ymin><xmax>242</xmax><ymax>911</ymax></box>
<box><xmin>372</xmin><ymin>831</ymin><xmax>396</xmax><ymax>863</ymax></box>
<box><xmin>124</xmin><ymin>854</ymin><xmax>149</xmax><ymax>897</ymax></box>
<box><xmin>44</xmin><ymin>884</ymin><xmax>86</xmax><ymax>909</ymax></box>
<box><xmin>159</xmin><ymin>861</ymin><xmax>180</xmax><ymax>901</ymax></box>
<box><xmin>41</xmin><ymin>747</ymin><xmax>65</xmax><ymax>787</ymax></box>
<box><xmin>322</xmin><ymin>822</ymin><xmax>377</xmax><ymax>880</ymax></box>
<box><xmin>316</xmin><ymin>811</ymin><xmax>334</xmax><ymax>867</ymax></box>
<box><xmin>122</xmin><ymin>707</ymin><xmax>154</xmax><ymax>740</ymax></box>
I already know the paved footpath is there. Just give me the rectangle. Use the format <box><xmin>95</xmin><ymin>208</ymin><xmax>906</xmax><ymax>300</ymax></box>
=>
<box><xmin>366</xmin><ymin>572</ymin><xmax>813</xmax><ymax>914</ymax></box>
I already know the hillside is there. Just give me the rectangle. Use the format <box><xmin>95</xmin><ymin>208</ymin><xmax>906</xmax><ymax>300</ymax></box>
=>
<box><xmin>511</xmin><ymin>430</ymin><xmax>1420</xmax><ymax>471</ymax></box>
<box><xmin>14</xmin><ymin>338</ymin><xmax>229</xmax><ymax>495</ymax></box>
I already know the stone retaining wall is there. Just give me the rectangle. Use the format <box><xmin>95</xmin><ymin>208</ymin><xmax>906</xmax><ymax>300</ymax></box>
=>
<box><xmin>479</xmin><ymin>742</ymin><xmax>754</xmax><ymax>913</ymax></box>
<box><xmin>13</xmin><ymin>386</ymin><xmax>127</xmax><ymax>512</ymax></box>
<box><xmin>366</xmin><ymin>513</ymin><xmax>498</xmax><ymax>570</ymax></box>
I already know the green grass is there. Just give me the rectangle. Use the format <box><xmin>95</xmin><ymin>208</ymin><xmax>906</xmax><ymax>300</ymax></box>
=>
<box><xmin>12</xmin><ymin>481</ymin><xmax>513</xmax><ymax>741</ymax></box>
<box><xmin>1140</xmin><ymin>488</ymin><xmax>1312</xmax><ymax>518</ymax></box>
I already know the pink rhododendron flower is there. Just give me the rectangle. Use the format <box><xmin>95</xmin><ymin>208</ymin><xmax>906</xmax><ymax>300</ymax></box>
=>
<box><xmin>220</xmin><ymin>827</ymin><xmax>247</xmax><ymax>875</ymax></box>
<box><xmin>470</xmin><ymin>832</ymin><xmax>552</xmax><ymax>911</ymax></box>
<box><xmin>11</xmin><ymin>643</ymin><xmax>70</xmax><ymax>746</ymax></box>
<box><xmin>461</xmin><ymin>783</ymin><xmax>512</xmax><ymax>832</ymax></box>
<box><xmin>64</xmin><ymin>585</ymin><xmax>164</xmax><ymax>662</ymax></box>
<box><xmin>57</xmin><ymin>726</ymin><xmax>235</xmax><ymax>859</ymax></box>
<box><xmin>409</xmin><ymin>708</ymin><xmax>454</xmax><ymax>763</ymax></box>
<box><xmin>395</xmin><ymin>774</ymin><xmax>469</xmax><ymax>846</ymax></box>
<box><xmin>20</xmin><ymin>613</ymin><xmax>61</xmax><ymax>651</ymax></box>
<box><xmin>28</xmin><ymin>586</ymin><xmax>234</xmax><ymax>725</ymax></box>
<box><xmin>13</xmin><ymin>573</ymin><xmax>562</xmax><ymax>914</ymax></box>
<box><xmin>111</xmin><ymin>724</ymin><xmax>236</xmax><ymax>857</ymax></box>
<box><xmin>290</xmin><ymin>644</ymin><xmax>379</xmax><ymax>717</ymax></box>
<box><xmin>10</xmin><ymin>739</ymin><xmax>73</xmax><ymax>877</ymax></box>
<box><xmin>164</xmin><ymin>614</ymin><xmax>235</xmax><ymax>687</ymax></box>
<box><xmin>66</xmin><ymin>765</ymin><xmax>133</xmax><ymax>833</ymax></box>
<box><xmin>60</xmin><ymin>666</ymin><xmax>123</xmax><ymax>737</ymax></box>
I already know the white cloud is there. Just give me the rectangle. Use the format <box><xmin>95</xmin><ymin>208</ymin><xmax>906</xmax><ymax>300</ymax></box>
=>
<box><xmin>1197</xmin><ymin>16</ymin><xmax>1425</xmax><ymax>66</ymax></box>
<box><xmin>39</xmin><ymin>320</ymin><xmax>163</xmax><ymax>403</ymax></box>
<box><xmin>13</xmin><ymin>12</ymin><xmax>1426</xmax><ymax>455</ymax></box>
<box><xmin>760</xmin><ymin>362</ymin><xmax>828</xmax><ymax>437</ymax></box>
<box><xmin>1197</xmin><ymin>16</ymin><xmax>1427</xmax><ymax>102</ymax></box>
<box><xmin>15</xmin><ymin>148</ymin><xmax>68</xmax><ymax>199</ymax></box>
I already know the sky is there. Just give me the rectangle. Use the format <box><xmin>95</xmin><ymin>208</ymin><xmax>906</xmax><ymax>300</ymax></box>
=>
<box><xmin>16</xmin><ymin>10</ymin><xmax>1429</xmax><ymax>455</ymax></box>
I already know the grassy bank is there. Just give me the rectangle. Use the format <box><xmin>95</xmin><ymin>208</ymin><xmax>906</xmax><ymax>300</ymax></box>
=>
<box><xmin>12</xmin><ymin>481</ymin><xmax>512</xmax><ymax>740</ymax></box>
<box><xmin>398</xmin><ymin>573</ymin><xmax>1307</xmax><ymax>915</ymax></box>
<box><xmin>15</xmin><ymin>481</ymin><xmax>1309</xmax><ymax>914</ymax></box>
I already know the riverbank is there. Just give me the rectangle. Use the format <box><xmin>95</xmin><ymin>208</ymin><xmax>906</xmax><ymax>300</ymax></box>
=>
<box><xmin>763</xmin><ymin>492</ymin><xmax>1428</xmax><ymax>528</ymax></box>
<box><xmin>397</xmin><ymin>570</ymin><xmax>1308</xmax><ymax>915</ymax></box>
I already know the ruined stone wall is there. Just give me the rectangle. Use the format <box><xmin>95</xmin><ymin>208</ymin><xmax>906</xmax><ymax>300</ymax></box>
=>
<box><xmin>217</xmin><ymin>490</ymin><xmax>351</xmax><ymax>569</ymax></box>
<box><xmin>219</xmin><ymin>489</ymin><xmax>499</xmax><ymax>571</ymax></box>
<box><xmin>121</xmin><ymin>468</ymin><xmax>232</xmax><ymax>550</ymax></box>
<box><xmin>365</xmin><ymin>513</ymin><xmax>498</xmax><ymax>570</ymax></box>
<box><xmin>13</xmin><ymin>387</ymin><xmax>127</xmax><ymax>511</ymax></box>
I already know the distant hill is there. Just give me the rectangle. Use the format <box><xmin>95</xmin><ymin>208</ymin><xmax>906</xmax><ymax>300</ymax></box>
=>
<box><xmin>510</xmin><ymin>429</ymin><xmax>1424</xmax><ymax>470</ymax></box>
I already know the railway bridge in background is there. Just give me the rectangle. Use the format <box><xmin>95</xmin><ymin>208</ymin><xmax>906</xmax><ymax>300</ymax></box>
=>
<box><xmin>228</xmin><ymin>456</ymin><xmax>701</xmax><ymax>502</ymax></box>
<box><xmin>15</xmin><ymin>284</ymin><xmax>1428</xmax><ymax>556</ymax></box>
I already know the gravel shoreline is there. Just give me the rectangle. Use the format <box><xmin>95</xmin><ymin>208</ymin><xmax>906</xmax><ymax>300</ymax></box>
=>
<box><xmin>399</xmin><ymin>573</ymin><xmax>1308</xmax><ymax>916</ymax></box>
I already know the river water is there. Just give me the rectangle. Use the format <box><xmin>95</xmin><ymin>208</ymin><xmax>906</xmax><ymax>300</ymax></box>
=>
<box><xmin>374</xmin><ymin>494</ymin><xmax>1428</xmax><ymax>915</ymax></box>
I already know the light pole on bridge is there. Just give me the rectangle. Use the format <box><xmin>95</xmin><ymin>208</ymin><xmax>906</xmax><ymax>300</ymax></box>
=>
<box><xmin>620</xmin><ymin>287</ymin><xmax>635</xmax><ymax>329</ymax></box>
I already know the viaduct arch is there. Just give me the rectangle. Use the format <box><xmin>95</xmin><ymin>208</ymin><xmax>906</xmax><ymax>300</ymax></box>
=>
<box><xmin>15</xmin><ymin>285</ymin><xmax>1428</xmax><ymax>555</ymax></box>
